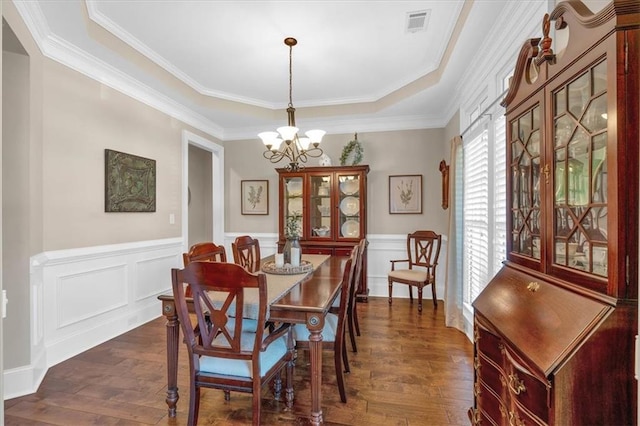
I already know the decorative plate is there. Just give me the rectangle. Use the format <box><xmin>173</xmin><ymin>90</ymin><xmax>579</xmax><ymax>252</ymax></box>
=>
<box><xmin>286</xmin><ymin>179</ymin><xmax>303</xmax><ymax>196</ymax></box>
<box><xmin>288</xmin><ymin>197</ymin><xmax>303</xmax><ymax>215</ymax></box>
<box><xmin>339</xmin><ymin>196</ymin><xmax>359</xmax><ymax>216</ymax></box>
<box><xmin>261</xmin><ymin>260</ymin><xmax>313</xmax><ymax>275</ymax></box>
<box><xmin>339</xmin><ymin>179</ymin><xmax>359</xmax><ymax>195</ymax></box>
<box><xmin>341</xmin><ymin>219</ymin><xmax>360</xmax><ymax>238</ymax></box>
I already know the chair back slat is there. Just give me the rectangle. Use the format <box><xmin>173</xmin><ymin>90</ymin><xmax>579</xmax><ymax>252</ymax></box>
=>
<box><xmin>232</xmin><ymin>236</ymin><xmax>262</xmax><ymax>273</ymax></box>
<box><xmin>183</xmin><ymin>242</ymin><xmax>227</xmax><ymax>265</ymax></box>
<box><xmin>172</xmin><ymin>261</ymin><xmax>266</xmax><ymax>359</ymax></box>
<box><xmin>407</xmin><ymin>230</ymin><xmax>441</xmax><ymax>272</ymax></box>
<box><xmin>182</xmin><ymin>242</ymin><xmax>228</xmax><ymax>297</ymax></box>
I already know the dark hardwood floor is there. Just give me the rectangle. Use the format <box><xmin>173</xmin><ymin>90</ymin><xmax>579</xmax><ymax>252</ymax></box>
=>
<box><xmin>4</xmin><ymin>297</ymin><xmax>474</xmax><ymax>425</ymax></box>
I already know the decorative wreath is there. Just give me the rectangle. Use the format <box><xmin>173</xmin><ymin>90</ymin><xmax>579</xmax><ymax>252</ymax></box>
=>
<box><xmin>340</xmin><ymin>133</ymin><xmax>364</xmax><ymax>166</ymax></box>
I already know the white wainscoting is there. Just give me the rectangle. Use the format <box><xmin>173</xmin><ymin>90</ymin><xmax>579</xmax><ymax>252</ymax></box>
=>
<box><xmin>3</xmin><ymin>238</ymin><xmax>183</xmax><ymax>399</ymax></box>
<box><xmin>5</xmin><ymin>233</ymin><xmax>447</xmax><ymax>399</ymax></box>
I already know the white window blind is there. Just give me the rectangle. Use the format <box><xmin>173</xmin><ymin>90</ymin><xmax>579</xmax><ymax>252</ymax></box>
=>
<box><xmin>463</xmin><ymin>129</ymin><xmax>490</xmax><ymax>305</ymax></box>
<box><xmin>493</xmin><ymin>113</ymin><xmax>507</xmax><ymax>274</ymax></box>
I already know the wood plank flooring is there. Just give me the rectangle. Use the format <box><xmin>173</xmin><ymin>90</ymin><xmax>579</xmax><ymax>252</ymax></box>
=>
<box><xmin>4</xmin><ymin>297</ymin><xmax>474</xmax><ymax>425</ymax></box>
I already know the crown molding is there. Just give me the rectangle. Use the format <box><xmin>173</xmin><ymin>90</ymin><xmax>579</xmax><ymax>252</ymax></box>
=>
<box><xmin>13</xmin><ymin>0</ymin><xmax>225</xmax><ymax>139</ymax></box>
<box><xmin>12</xmin><ymin>0</ymin><xmax>452</xmax><ymax>141</ymax></box>
<box><xmin>223</xmin><ymin>114</ymin><xmax>446</xmax><ymax>141</ymax></box>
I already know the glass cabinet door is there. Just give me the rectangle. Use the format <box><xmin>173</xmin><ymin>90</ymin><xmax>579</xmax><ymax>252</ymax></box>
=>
<box><xmin>309</xmin><ymin>174</ymin><xmax>332</xmax><ymax>238</ymax></box>
<box><xmin>510</xmin><ymin>105</ymin><xmax>542</xmax><ymax>260</ymax></box>
<box><xmin>283</xmin><ymin>176</ymin><xmax>303</xmax><ymax>238</ymax></box>
<box><xmin>337</xmin><ymin>173</ymin><xmax>361</xmax><ymax>240</ymax></box>
<box><xmin>552</xmin><ymin>59</ymin><xmax>608</xmax><ymax>277</ymax></box>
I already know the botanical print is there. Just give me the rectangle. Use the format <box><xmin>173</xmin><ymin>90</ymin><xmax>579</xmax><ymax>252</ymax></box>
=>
<box><xmin>247</xmin><ymin>185</ymin><xmax>263</xmax><ymax>209</ymax></box>
<box><xmin>389</xmin><ymin>175</ymin><xmax>422</xmax><ymax>214</ymax></box>
<box><xmin>241</xmin><ymin>180</ymin><xmax>268</xmax><ymax>215</ymax></box>
<box><xmin>397</xmin><ymin>179</ymin><xmax>414</xmax><ymax>207</ymax></box>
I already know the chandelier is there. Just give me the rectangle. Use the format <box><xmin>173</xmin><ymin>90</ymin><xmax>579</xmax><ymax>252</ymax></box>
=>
<box><xmin>259</xmin><ymin>37</ymin><xmax>325</xmax><ymax>171</ymax></box>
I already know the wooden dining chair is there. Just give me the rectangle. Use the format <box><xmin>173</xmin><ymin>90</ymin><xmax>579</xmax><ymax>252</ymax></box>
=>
<box><xmin>171</xmin><ymin>261</ymin><xmax>295</xmax><ymax>426</ymax></box>
<box><xmin>182</xmin><ymin>242</ymin><xmax>227</xmax><ymax>297</ymax></box>
<box><xmin>388</xmin><ymin>230</ymin><xmax>442</xmax><ymax>313</ymax></box>
<box><xmin>232</xmin><ymin>235</ymin><xmax>261</xmax><ymax>273</ymax></box>
<box><xmin>346</xmin><ymin>238</ymin><xmax>367</xmax><ymax>352</ymax></box>
<box><xmin>294</xmin><ymin>246</ymin><xmax>358</xmax><ymax>403</ymax></box>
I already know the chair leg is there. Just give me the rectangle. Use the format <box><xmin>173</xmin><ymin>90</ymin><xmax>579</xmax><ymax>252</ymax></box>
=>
<box><xmin>189</xmin><ymin>382</ymin><xmax>200</xmax><ymax>425</ymax></box>
<box><xmin>273</xmin><ymin>371</ymin><xmax>282</xmax><ymax>400</ymax></box>
<box><xmin>408</xmin><ymin>285</ymin><xmax>413</xmax><ymax>302</ymax></box>
<box><xmin>335</xmin><ymin>339</ymin><xmax>347</xmax><ymax>403</ymax></box>
<box><xmin>286</xmin><ymin>358</ymin><xmax>295</xmax><ymax>409</ymax></box>
<box><xmin>252</xmin><ymin>381</ymin><xmax>261</xmax><ymax>426</ymax></box>
<box><xmin>432</xmin><ymin>283</ymin><xmax>438</xmax><ymax>308</ymax></box>
<box><xmin>388</xmin><ymin>280</ymin><xmax>393</xmax><ymax>305</ymax></box>
<box><xmin>417</xmin><ymin>286</ymin><xmax>423</xmax><ymax>313</ymax></box>
<box><xmin>342</xmin><ymin>330</ymin><xmax>351</xmax><ymax>373</ymax></box>
<box><xmin>224</xmin><ymin>390</ymin><xmax>230</xmax><ymax>401</ymax></box>
<box><xmin>348</xmin><ymin>311</ymin><xmax>358</xmax><ymax>353</ymax></box>
<box><xmin>353</xmin><ymin>301</ymin><xmax>361</xmax><ymax>336</ymax></box>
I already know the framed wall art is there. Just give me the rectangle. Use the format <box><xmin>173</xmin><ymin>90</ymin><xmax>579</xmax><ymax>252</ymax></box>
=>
<box><xmin>105</xmin><ymin>149</ymin><xmax>156</xmax><ymax>212</ymax></box>
<box><xmin>389</xmin><ymin>174</ymin><xmax>422</xmax><ymax>214</ymax></box>
<box><xmin>241</xmin><ymin>180</ymin><xmax>269</xmax><ymax>215</ymax></box>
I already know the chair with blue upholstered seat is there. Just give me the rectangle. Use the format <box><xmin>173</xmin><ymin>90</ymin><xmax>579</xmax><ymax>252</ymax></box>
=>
<box><xmin>294</xmin><ymin>245</ymin><xmax>359</xmax><ymax>403</ymax></box>
<box><xmin>171</xmin><ymin>261</ymin><xmax>294</xmax><ymax>426</ymax></box>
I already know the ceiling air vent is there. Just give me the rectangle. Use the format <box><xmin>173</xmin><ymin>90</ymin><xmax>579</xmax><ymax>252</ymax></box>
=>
<box><xmin>406</xmin><ymin>10</ymin><xmax>430</xmax><ymax>33</ymax></box>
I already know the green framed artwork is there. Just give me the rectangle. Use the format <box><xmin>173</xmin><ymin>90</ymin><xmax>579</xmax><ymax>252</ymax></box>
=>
<box><xmin>105</xmin><ymin>149</ymin><xmax>156</xmax><ymax>212</ymax></box>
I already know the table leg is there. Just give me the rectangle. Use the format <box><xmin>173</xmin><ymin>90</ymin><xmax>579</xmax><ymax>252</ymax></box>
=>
<box><xmin>160</xmin><ymin>298</ymin><xmax>180</xmax><ymax>417</ymax></box>
<box><xmin>307</xmin><ymin>314</ymin><xmax>324</xmax><ymax>425</ymax></box>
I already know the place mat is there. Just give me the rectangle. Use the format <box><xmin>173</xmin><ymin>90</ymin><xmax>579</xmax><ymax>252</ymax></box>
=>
<box><xmin>261</xmin><ymin>260</ymin><xmax>313</xmax><ymax>275</ymax></box>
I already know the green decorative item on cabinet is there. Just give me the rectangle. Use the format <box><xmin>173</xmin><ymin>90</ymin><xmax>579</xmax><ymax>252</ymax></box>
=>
<box><xmin>340</xmin><ymin>133</ymin><xmax>363</xmax><ymax>166</ymax></box>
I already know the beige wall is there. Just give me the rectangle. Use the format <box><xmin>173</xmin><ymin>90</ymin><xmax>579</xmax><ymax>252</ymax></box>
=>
<box><xmin>188</xmin><ymin>144</ymin><xmax>213</xmax><ymax>247</ymax></box>
<box><xmin>2</xmin><ymin>1</ymin><xmax>221</xmax><ymax>376</ymax></box>
<box><xmin>225</xmin><ymin>129</ymin><xmax>449</xmax><ymax>236</ymax></box>
<box><xmin>41</xmin><ymin>59</ymin><xmax>183</xmax><ymax>250</ymax></box>
<box><xmin>1</xmin><ymin>2</ymin><xmax>4</xmax><ymax>413</ymax></box>
<box><xmin>2</xmin><ymin>49</ymin><xmax>30</xmax><ymax>369</ymax></box>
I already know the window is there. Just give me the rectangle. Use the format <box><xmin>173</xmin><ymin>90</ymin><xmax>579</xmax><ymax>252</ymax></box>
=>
<box><xmin>460</xmin><ymin>106</ymin><xmax>507</xmax><ymax>311</ymax></box>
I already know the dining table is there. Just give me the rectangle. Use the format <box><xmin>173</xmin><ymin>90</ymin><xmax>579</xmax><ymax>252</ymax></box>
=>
<box><xmin>157</xmin><ymin>253</ymin><xmax>348</xmax><ymax>425</ymax></box>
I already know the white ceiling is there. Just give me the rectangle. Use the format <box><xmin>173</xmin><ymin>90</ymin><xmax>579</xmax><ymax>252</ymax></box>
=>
<box><xmin>12</xmin><ymin>0</ymin><xmax>512</xmax><ymax>140</ymax></box>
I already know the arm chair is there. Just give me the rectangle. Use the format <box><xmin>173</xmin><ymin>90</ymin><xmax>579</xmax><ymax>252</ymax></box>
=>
<box><xmin>294</xmin><ymin>247</ymin><xmax>358</xmax><ymax>403</ymax></box>
<box><xmin>171</xmin><ymin>262</ymin><xmax>294</xmax><ymax>426</ymax></box>
<box><xmin>388</xmin><ymin>230</ymin><xmax>442</xmax><ymax>313</ymax></box>
<box><xmin>232</xmin><ymin>235</ymin><xmax>261</xmax><ymax>273</ymax></box>
<box><xmin>182</xmin><ymin>242</ymin><xmax>227</xmax><ymax>297</ymax></box>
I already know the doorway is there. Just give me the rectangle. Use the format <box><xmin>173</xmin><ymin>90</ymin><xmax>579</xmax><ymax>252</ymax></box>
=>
<box><xmin>181</xmin><ymin>130</ymin><xmax>224</xmax><ymax>253</ymax></box>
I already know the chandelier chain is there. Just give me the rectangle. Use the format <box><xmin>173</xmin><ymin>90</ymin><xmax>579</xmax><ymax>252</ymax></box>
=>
<box><xmin>288</xmin><ymin>44</ymin><xmax>294</xmax><ymax>108</ymax></box>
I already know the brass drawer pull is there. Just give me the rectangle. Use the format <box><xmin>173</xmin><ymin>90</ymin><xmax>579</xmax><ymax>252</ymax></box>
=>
<box><xmin>527</xmin><ymin>281</ymin><xmax>540</xmax><ymax>292</ymax></box>
<box><xmin>508</xmin><ymin>373</ymin><xmax>526</xmax><ymax>395</ymax></box>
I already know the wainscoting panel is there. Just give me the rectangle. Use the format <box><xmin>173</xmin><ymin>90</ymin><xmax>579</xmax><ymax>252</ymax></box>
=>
<box><xmin>3</xmin><ymin>238</ymin><xmax>183</xmax><ymax>400</ymax></box>
<box><xmin>56</xmin><ymin>264</ymin><xmax>128</xmax><ymax>328</ymax></box>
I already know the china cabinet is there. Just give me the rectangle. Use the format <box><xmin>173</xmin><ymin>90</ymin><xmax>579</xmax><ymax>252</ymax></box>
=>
<box><xmin>470</xmin><ymin>1</ymin><xmax>638</xmax><ymax>425</ymax></box>
<box><xmin>277</xmin><ymin>165</ymin><xmax>370</xmax><ymax>299</ymax></box>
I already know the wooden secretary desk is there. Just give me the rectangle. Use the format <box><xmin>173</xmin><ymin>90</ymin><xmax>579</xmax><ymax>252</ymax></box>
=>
<box><xmin>470</xmin><ymin>1</ymin><xmax>638</xmax><ymax>425</ymax></box>
<box><xmin>277</xmin><ymin>165</ymin><xmax>369</xmax><ymax>300</ymax></box>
